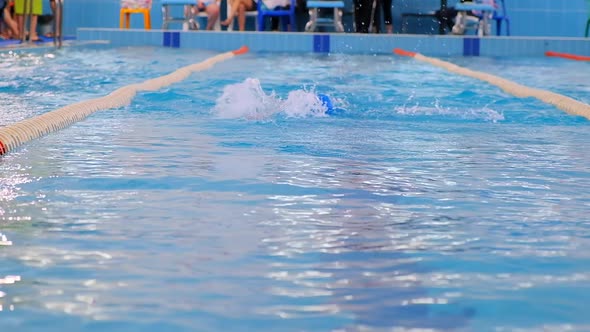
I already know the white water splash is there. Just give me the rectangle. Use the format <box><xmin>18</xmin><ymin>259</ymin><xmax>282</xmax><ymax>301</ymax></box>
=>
<box><xmin>0</xmin><ymin>232</ymin><xmax>12</xmax><ymax>246</ymax></box>
<box><xmin>214</xmin><ymin>78</ymin><xmax>328</xmax><ymax>120</ymax></box>
<box><xmin>394</xmin><ymin>104</ymin><xmax>505</xmax><ymax>122</ymax></box>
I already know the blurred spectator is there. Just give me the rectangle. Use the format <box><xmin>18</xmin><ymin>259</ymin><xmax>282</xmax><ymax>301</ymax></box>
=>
<box><xmin>14</xmin><ymin>0</ymin><xmax>42</xmax><ymax>41</ymax></box>
<box><xmin>266</xmin><ymin>0</ymin><xmax>290</xmax><ymax>31</ymax></box>
<box><xmin>0</xmin><ymin>0</ymin><xmax>18</xmax><ymax>39</ymax></box>
<box><xmin>221</xmin><ymin>0</ymin><xmax>256</xmax><ymax>31</ymax></box>
<box><xmin>354</xmin><ymin>0</ymin><xmax>374</xmax><ymax>33</ymax></box>
<box><xmin>379</xmin><ymin>0</ymin><xmax>392</xmax><ymax>33</ymax></box>
<box><xmin>188</xmin><ymin>0</ymin><xmax>220</xmax><ymax>30</ymax></box>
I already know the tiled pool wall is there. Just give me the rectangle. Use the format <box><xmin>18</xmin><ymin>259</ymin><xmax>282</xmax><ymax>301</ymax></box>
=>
<box><xmin>55</xmin><ymin>0</ymin><xmax>589</xmax><ymax>37</ymax></box>
<box><xmin>77</xmin><ymin>28</ymin><xmax>590</xmax><ymax>57</ymax></box>
<box><xmin>11</xmin><ymin>0</ymin><xmax>589</xmax><ymax>57</ymax></box>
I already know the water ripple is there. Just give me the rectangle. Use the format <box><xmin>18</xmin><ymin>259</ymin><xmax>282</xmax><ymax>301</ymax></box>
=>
<box><xmin>1</xmin><ymin>49</ymin><xmax>589</xmax><ymax>331</ymax></box>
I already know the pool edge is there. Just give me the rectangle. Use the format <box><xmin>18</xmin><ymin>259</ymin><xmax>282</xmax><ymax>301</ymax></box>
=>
<box><xmin>74</xmin><ymin>28</ymin><xmax>590</xmax><ymax>57</ymax></box>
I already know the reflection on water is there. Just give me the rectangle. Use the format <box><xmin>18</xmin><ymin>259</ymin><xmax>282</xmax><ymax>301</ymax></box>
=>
<box><xmin>1</xmin><ymin>49</ymin><xmax>590</xmax><ymax>331</ymax></box>
<box><xmin>0</xmin><ymin>232</ymin><xmax>12</xmax><ymax>246</ymax></box>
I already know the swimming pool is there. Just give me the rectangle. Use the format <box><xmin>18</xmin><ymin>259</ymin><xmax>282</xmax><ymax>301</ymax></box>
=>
<box><xmin>1</xmin><ymin>46</ymin><xmax>589</xmax><ymax>331</ymax></box>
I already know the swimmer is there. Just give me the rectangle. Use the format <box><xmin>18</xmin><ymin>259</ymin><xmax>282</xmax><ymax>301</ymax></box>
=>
<box><xmin>317</xmin><ymin>93</ymin><xmax>344</xmax><ymax>116</ymax></box>
<box><xmin>317</xmin><ymin>94</ymin><xmax>333</xmax><ymax>113</ymax></box>
<box><xmin>215</xmin><ymin>78</ymin><xmax>342</xmax><ymax>119</ymax></box>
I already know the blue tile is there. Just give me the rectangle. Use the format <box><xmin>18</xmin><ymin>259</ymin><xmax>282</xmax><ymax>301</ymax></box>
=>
<box><xmin>162</xmin><ymin>31</ymin><xmax>180</xmax><ymax>48</ymax></box>
<box><xmin>313</xmin><ymin>34</ymin><xmax>330</xmax><ymax>53</ymax></box>
<box><xmin>163</xmin><ymin>31</ymin><xmax>171</xmax><ymax>47</ymax></box>
<box><xmin>463</xmin><ymin>37</ymin><xmax>480</xmax><ymax>56</ymax></box>
<box><xmin>172</xmin><ymin>32</ymin><xmax>180</xmax><ymax>48</ymax></box>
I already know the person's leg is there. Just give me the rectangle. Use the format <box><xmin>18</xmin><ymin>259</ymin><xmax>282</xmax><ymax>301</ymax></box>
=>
<box><xmin>0</xmin><ymin>11</ymin><xmax>7</xmax><ymax>39</ymax></box>
<box><xmin>371</xmin><ymin>0</ymin><xmax>379</xmax><ymax>33</ymax></box>
<box><xmin>185</xmin><ymin>5</ymin><xmax>198</xmax><ymax>30</ymax></box>
<box><xmin>481</xmin><ymin>10</ymin><xmax>492</xmax><ymax>36</ymax></box>
<box><xmin>270</xmin><ymin>16</ymin><xmax>279</xmax><ymax>31</ymax></box>
<box><xmin>221</xmin><ymin>0</ymin><xmax>238</xmax><ymax>26</ymax></box>
<box><xmin>435</xmin><ymin>7</ymin><xmax>457</xmax><ymax>32</ymax></box>
<box><xmin>205</xmin><ymin>2</ymin><xmax>219</xmax><ymax>30</ymax></box>
<box><xmin>0</xmin><ymin>0</ymin><xmax>5</xmax><ymax>35</ymax></box>
<box><xmin>14</xmin><ymin>0</ymin><xmax>24</xmax><ymax>39</ymax></box>
<box><xmin>381</xmin><ymin>0</ymin><xmax>392</xmax><ymax>33</ymax></box>
<box><xmin>3</xmin><ymin>6</ymin><xmax>18</xmax><ymax>37</ymax></box>
<box><xmin>451</xmin><ymin>10</ymin><xmax>466</xmax><ymax>34</ymax></box>
<box><xmin>354</xmin><ymin>0</ymin><xmax>372</xmax><ymax>33</ymax></box>
<box><xmin>16</xmin><ymin>13</ymin><xmax>23</xmax><ymax>38</ymax></box>
<box><xmin>221</xmin><ymin>0</ymin><xmax>252</xmax><ymax>29</ymax></box>
<box><xmin>237</xmin><ymin>2</ymin><xmax>246</xmax><ymax>31</ymax></box>
<box><xmin>28</xmin><ymin>0</ymin><xmax>40</xmax><ymax>40</ymax></box>
<box><xmin>28</xmin><ymin>13</ymin><xmax>37</xmax><ymax>40</ymax></box>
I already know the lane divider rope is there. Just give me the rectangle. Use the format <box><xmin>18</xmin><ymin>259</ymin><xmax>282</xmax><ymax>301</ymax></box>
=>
<box><xmin>393</xmin><ymin>48</ymin><xmax>590</xmax><ymax>121</ymax></box>
<box><xmin>545</xmin><ymin>51</ymin><xmax>590</xmax><ymax>62</ymax></box>
<box><xmin>0</xmin><ymin>46</ymin><xmax>250</xmax><ymax>156</ymax></box>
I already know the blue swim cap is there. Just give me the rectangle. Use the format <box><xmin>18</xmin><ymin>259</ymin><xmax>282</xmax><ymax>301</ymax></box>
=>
<box><xmin>317</xmin><ymin>93</ymin><xmax>334</xmax><ymax>114</ymax></box>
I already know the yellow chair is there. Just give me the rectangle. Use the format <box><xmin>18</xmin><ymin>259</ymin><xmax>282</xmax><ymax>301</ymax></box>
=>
<box><xmin>120</xmin><ymin>0</ymin><xmax>152</xmax><ymax>29</ymax></box>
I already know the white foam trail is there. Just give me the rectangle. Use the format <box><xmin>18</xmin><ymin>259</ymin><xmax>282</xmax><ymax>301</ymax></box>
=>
<box><xmin>282</xmin><ymin>90</ymin><xmax>329</xmax><ymax>117</ymax></box>
<box><xmin>214</xmin><ymin>78</ymin><xmax>328</xmax><ymax>120</ymax></box>
<box><xmin>394</xmin><ymin>105</ymin><xmax>505</xmax><ymax>122</ymax></box>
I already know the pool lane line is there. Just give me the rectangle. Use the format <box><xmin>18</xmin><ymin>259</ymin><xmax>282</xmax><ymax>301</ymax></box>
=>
<box><xmin>0</xmin><ymin>46</ymin><xmax>250</xmax><ymax>156</ymax></box>
<box><xmin>232</xmin><ymin>46</ymin><xmax>249</xmax><ymax>55</ymax></box>
<box><xmin>393</xmin><ymin>48</ymin><xmax>590</xmax><ymax>121</ymax></box>
<box><xmin>545</xmin><ymin>51</ymin><xmax>590</xmax><ymax>62</ymax></box>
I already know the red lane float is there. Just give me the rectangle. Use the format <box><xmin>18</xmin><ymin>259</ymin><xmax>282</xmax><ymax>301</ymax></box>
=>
<box><xmin>393</xmin><ymin>48</ymin><xmax>417</xmax><ymax>57</ymax></box>
<box><xmin>545</xmin><ymin>51</ymin><xmax>590</xmax><ymax>62</ymax></box>
<box><xmin>232</xmin><ymin>46</ymin><xmax>250</xmax><ymax>55</ymax></box>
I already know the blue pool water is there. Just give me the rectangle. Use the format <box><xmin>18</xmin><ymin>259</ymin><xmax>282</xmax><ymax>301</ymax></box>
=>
<box><xmin>1</xmin><ymin>46</ymin><xmax>589</xmax><ymax>331</ymax></box>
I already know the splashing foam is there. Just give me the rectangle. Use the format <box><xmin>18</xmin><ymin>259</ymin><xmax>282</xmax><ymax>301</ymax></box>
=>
<box><xmin>394</xmin><ymin>104</ymin><xmax>505</xmax><ymax>122</ymax></box>
<box><xmin>0</xmin><ymin>232</ymin><xmax>12</xmax><ymax>246</ymax></box>
<box><xmin>214</xmin><ymin>78</ymin><xmax>328</xmax><ymax>120</ymax></box>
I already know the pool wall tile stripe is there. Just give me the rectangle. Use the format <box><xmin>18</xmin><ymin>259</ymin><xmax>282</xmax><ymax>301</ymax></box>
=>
<box><xmin>76</xmin><ymin>29</ymin><xmax>590</xmax><ymax>57</ymax></box>
<box><xmin>163</xmin><ymin>32</ymin><xmax>171</xmax><ymax>47</ymax></box>
<box><xmin>172</xmin><ymin>32</ymin><xmax>180</xmax><ymax>47</ymax></box>
<box><xmin>463</xmin><ymin>38</ymin><xmax>480</xmax><ymax>56</ymax></box>
<box><xmin>313</xmin><ymin>35</ymin><xmax>330</xmax><ymax>53</ymax></box>
<box><xmin>163</xmin><ymin>32</ymin><xmax>180</xmax><ymax>48</ymax></box>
